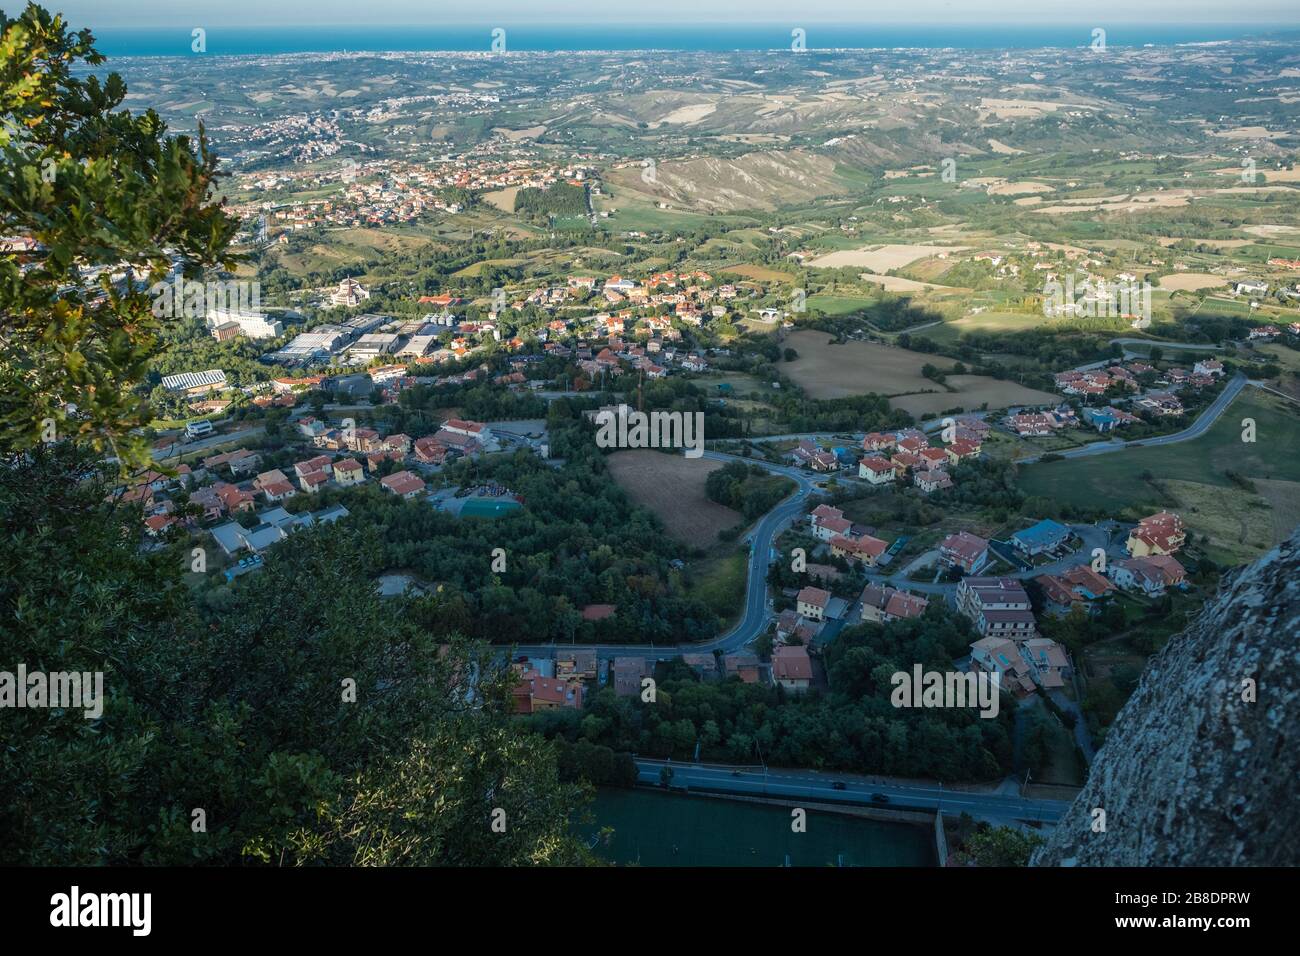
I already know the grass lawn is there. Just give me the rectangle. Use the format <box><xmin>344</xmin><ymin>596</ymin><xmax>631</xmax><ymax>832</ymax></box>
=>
<box><xmin>1033</xmin><ymin>701</ymin><xmax>1085</xmax><ymax>788</ymax></box>
<box><xmin>1018</xmin><ymin>391</ymin><xmax>1300</xmax><ymax>515</ymax></box>
<box><xmin>806</xmin><ymin>293</ymin><xmax>877</xmax><ymax>315</ymax></box>
<box><xmin>1020</xmin><ymin>390</ymin><xmax>1300</xmax><ymax>563</ymax></box>
<box><xmin>681</xmin><ymin>549</ymin><xmax>748</xmax><ymax>627</ymax></box>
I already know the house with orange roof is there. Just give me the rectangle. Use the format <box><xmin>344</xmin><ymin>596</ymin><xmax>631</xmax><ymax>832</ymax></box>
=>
<box><xmin>1036</xmin><ymin>564</ymin><xmax>1117</xmax><ymax>612</ymax></box>
<box><xmin>897</xmin><ymin>434</ymin><xmax>929</xmax><ymax>454</ymax></box>
<box><xmin>413</xmin><ymin>435</ymin><xmax>449</xmax><ymax>465</ymax></box>
<box><xmin>945</xmin><ymin>439</ymin><xmax>982</xmax><ymax>465</ymax></box>
<box><xmin>918</xmin><ymin>447</ymin><xmax>949</xmax><ymax>471</ymax></box>
<box><xmin>214</xmin><ymin>482</ymin><xmax>256</xmax><ymax>514</ymax></box>
<box><xmin>333</xmin><ymin>458</ymin><xmax>366</xmax><ymax>487</ymax></box>
<box><xmin>511</xmin><ymin>670</ymin><xmax>586</xmax><ymax>714</ymax></box>
<box><xmin>144</xmin><ymin>514</ymin><xmax>178</xmax><ymax>537</ymax></box>
<box><xmin>858</xmin><ymin>456</ymin><xmax>897</xmax><ymax>485</ymax></box>
<box><xmin>830</xmin><ymin>533</ymin><xmax>888</xmax><ymax>567</ymax></box>
<box><xmin>299</xmin><ymin>470</ymin><xmax>331</xmax><ymax>493</ymax></box>
<box><xmin>939</xmin><ymin>532</ymin><xmax>990</xmax><ymax>573</ymax></box>
<box><xmin>724</xmin><ymin>653</ymin><xmax>761</xmax><ymax>683</ymax></box>
<box><xmin>796</xmin><ymin>586</ymin><xmax>831</xmax><ymax>622</ymax></box>
<box><xmin>808</xmin><ymin>504</ymin><xmax>851</xmax><ymax>541</ymax></box>
<box><xmin>380</xmin><ymin>470</ymin><xmax>426</xmax><ymax>500</ymax></box>
<box><xmin>1127</xmin><ymin>511</ymin><xmax>1186</xmax><ymax>556</ymax></box>
<box><xmin>859</xmin><ymin>584</ymin><xmax>929</xmax><ymax>624</ymax></box>
<box><xmin>890</xmin><ymin>450</ymin><xmax>922</xmax><ymax>472</ymax></box>
<box><xmin>862</xmin><ymin>432</ymin><xmax>896</xmax><ymax>453</ymax></box>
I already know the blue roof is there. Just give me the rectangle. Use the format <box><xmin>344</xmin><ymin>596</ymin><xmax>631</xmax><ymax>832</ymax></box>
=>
<box><xmin>1014</xmin><ymin>518</ymin><xmax>1070</xmax><ymax>547</ymax></box>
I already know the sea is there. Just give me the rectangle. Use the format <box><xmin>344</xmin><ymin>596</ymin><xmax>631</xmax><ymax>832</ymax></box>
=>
<box><xmin>91</xmin><ymin>23</ymin><xmax>1298</xmax><ymax>57</ymax></box>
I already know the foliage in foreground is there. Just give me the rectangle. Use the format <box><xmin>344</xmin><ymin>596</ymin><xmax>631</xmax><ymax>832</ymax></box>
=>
<box><xmin>0</xmin><ymin>446</ymin><xmax>592</xmax><ymax>865</ymax></box>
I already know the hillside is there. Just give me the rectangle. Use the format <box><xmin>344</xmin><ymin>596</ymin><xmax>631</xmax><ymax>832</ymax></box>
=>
<box><xmin>1032</xmin><ymin>527</ymin><xmax>1300</xmax><ymax>867</ymax></box>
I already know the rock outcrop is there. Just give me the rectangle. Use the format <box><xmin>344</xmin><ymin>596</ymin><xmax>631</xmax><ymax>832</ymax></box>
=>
<box><xmin>1033</xmin><ymin>529</ymin><xmax>1300</xmax><ymax>866</ymax></box>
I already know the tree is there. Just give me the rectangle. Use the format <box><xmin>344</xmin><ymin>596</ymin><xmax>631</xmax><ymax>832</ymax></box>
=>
<box><xmin>1</xmin><ymin>4</ymin><xmax>239</xmax><ymax>468</ymax></box>
<box><xmin>0</xmin><ymin>444</ymin><xmax>592</xmax><ymax>865</ymax></box>
<box><xmin>964</xmin><ymin>824</ymin><xmax>1045</xmax><ymax>867</ymax></box>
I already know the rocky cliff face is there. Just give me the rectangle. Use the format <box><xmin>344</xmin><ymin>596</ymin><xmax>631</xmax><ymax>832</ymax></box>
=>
<box><xmin>1033</xmin><ymin>529</ymin><xmax>1300</xmax><ymax>867</ymax></box>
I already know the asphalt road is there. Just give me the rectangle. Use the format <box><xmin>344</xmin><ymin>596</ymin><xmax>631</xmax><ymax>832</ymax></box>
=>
<box><xmin>1108</xmin><ymin>337</ymin><xmax>1221</xmax><ymax>352</ymax></box>
<box><xmin>636</xmin><ymin>759</ymin><xmax>1069</xmax><ymax>825</ymax></box>
<box><xmin>151</xmin><ymin>424</ymin><xmax>265</xmax><ymax>461</ymax></box>
<box><xmin>513</xmin><ymin>449</ymin><xmax>817</xmax><ymax>660</ymax></box>
<box><xmin>1018</xmin><ymin>373</ymin><xmax>1247</xmax><ymax>464</ymax></box>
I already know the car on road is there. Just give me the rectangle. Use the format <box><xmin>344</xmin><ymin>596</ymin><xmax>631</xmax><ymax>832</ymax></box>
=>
<box><xmin>870</xmin><ymin>793</ymin><xmax>890</xmax><ymax>804</ymax></box>
<box><xmin>831</xmin><ymin>781</ymin><xmax>847</xmax><ymax>790</ymax></box>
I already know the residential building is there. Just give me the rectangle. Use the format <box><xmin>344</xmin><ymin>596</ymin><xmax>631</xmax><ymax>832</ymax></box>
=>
<box><xmin>858</xmin><ymin>456</ymin><xmax>897</xmax><ymax>484</ymax></box>
<box><xmin>945</xmin><ymin>439</ymin><xmax>982</xmax><ymax>465</ymax></box>
<box><xmin>969</xmin><ymin>637</ymin><xmax>1036</xmax><ymax>695</ymax></box>
<box><xmin>809</xmin><ymin>504</ymin><xmax>852</xmax><ymax>541</ymax></box>
<box><xmin>918</xmin><ymin>447</ymin><xmax>949</xmax><ymax>471</ymax></box>
<box><xmin>862</xmin><ymin>432</ymin><xmax>896</xmax><ymax>453</ymax></box>
<box><xmin>1035</xmin><ymin>564</ymin><xmax>1117</xmax><ymax>611</ymax></box>
<box><xmin>723</xmin><ymin>653</ymin><xmax>761</xmax><ymax>683</ymax></box>
<box><xmin>333</xmin><ymin>458</ymin><xmax>366</xmax><ymax>486</ymax></box>
<box><xmin>796</xmin><ymin>586</ymin><xmax>831</xmax><ymax>622</ymax></box>
<box><xmin>555</xmin><ymin>648</ymin><xmax>598</xmax><ymax>681</ymax></box>
<box><xmin>680</xmin><ymin>654</ymin><xmax>718</xmax><ymax>680</ymax></box>
<box><xmin>830</xmin><ymin>533</ymin><xmax>888</xmax><ymax>567</ymax></box>
<box><xmin>914</xmin><ymin>468</ymin><xmax>953</xmax><ymax>493</ymax></box>
<box><xmin>1012</xmin><ymin>518</ymin><xmax>1071</xmax><ymax>556</ymax></box>
<box><xmin>202</xmin><ymin>448</ymin><xmax>262</xmax><ymax>477</ymax></box>
<box><xmin>380</xmin><ymin>470</ymin><xmax>426</xmax><ymax>499</ymax></box>
<box><xmin>1111</xmin><ymin>555</ymin><xmax>1187</xmax><ymax>596</ymax></box>
<box><xmin>1127</xmin><ymin>511</ymin><xmax>1186</xmax><ymax>556</ymax></box>
<box><xmin>772</xmin><ymin>645</ymin><xmax>813</xmax><ymax>693</ymax></box>
<box><xmin>512</xmin><ymin>671</ymin><xmax>584</xmax><ymax>714</ymax></box>
<box><xmin>612</xmin><ymin>657</ymin><xmax>650</xmax><ymax>698</ymax></box>
<box><xmin>939</xmin><ymin>532</ymin><xmax>990</xmax><ymax>574</ymax></box>
<box><xmin>1020</xmin><ymin>638</ymin><xmax>1071</xmax><ymax>689</ymax></box>
<box><xmin>859</xmin><ymin>585</ymin><xmax>929</xmax><ymax>624</ymax></box>
<box><xmin>958</xmin><ymin>577</ymin><xmax>1036</xmax><ymax>641</ymax></box>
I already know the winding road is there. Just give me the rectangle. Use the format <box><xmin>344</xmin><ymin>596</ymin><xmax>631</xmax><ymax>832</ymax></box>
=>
<box><xmin>519</xmin><ymin>372</ymin><xmax>1252</xmax><ymax>659</ymax></box>
<box><xmin>1017</xmin><ymin>373</ymin><xmax>1248</xmax><ymax>464</ymax></box>
<box><xmin>514</xmin><ymin>450</ymin><xmax>818</xmax><ymax>660</ymax></box>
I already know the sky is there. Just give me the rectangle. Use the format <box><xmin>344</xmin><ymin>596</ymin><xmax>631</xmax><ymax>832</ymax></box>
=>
<box><xmin>44</xmin><ymin>1</ymin><xmax>1299</xmax><ymax>29</ymax></box>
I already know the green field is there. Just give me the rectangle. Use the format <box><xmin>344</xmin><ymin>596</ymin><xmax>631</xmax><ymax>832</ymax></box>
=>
<box><xmin>1019</xmin><ymin>391</ymin><xmax>1300</xmax><ymax>517</ymax></box>
<box><xmin>681</xmin><ymin>549</ymin><xmax>748</xmax><ymax>625</ymax></box>
<box><xmin>806</xmin><ymin>293</ymin><xmax>878</xmax><ymax>315</ymax></box>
